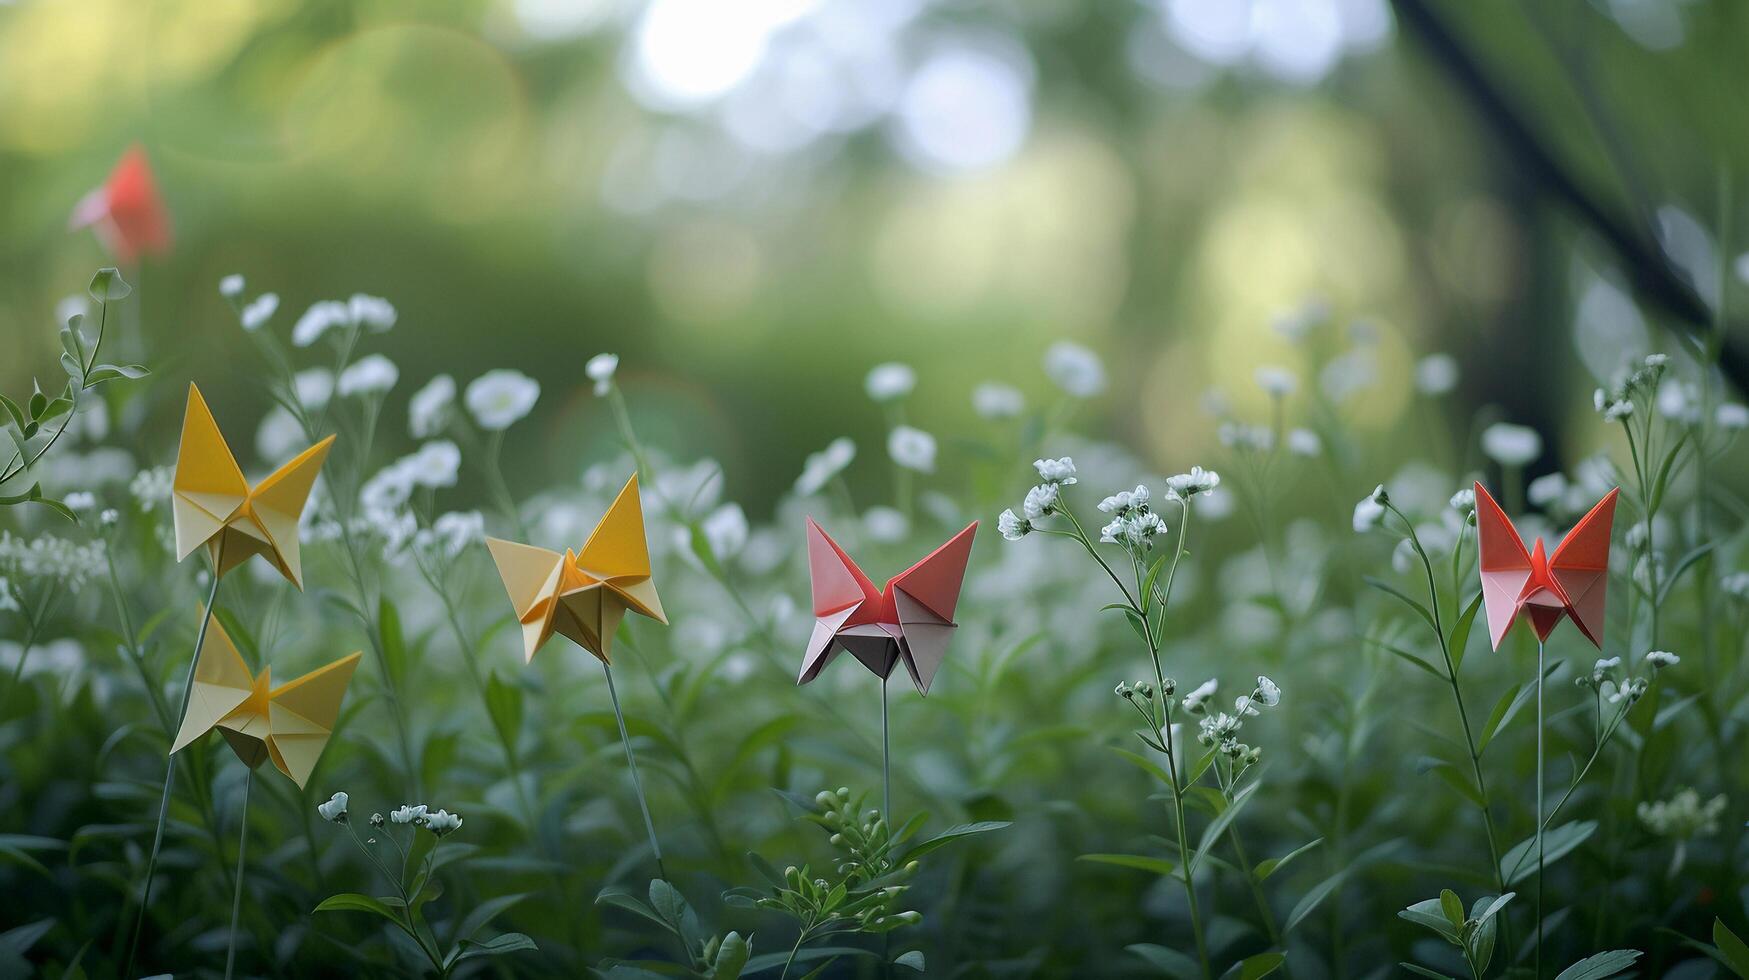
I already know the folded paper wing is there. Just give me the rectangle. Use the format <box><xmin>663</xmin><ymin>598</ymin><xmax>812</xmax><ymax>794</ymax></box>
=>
<box><xmin>797</xmin><ymin>519</ymin><xmax>977</xmax><ymax>695</ymax></box>
<box><xmin>1548</xmin><ymin>488</ymin><xmax>1618</xmax><ymax>648</ymax></box>
<box><xmin>170</xmin><ymin>608</ymin><xmax>361</xmax><ymax>788</ymax></box>
<box><xmin>1474</xmin><ymin>482</ymin><xmax>1617</xmax><ymax>650</ymax></box>
<box><xmin>486</xmin><ymin>474</ymin><xmax>667</xmax><ymax>666</ymax></box>
<box><xmin>171</xmin><ymin>383</ymin><xmax>334</xmax><ymax>588</ymax></box>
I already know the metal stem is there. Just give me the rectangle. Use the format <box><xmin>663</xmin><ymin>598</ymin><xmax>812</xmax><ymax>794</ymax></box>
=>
<box><xmin>1535</xmin><ymin>638</ymin><xmax>1546</xmax><ymax>980</ymax></box>
<box><xmin>603</xmin><ymin>661</ymin><xmax>667</xmax><ymax>881</ymax></box>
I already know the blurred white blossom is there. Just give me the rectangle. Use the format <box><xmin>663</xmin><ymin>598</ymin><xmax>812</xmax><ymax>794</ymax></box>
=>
<box><xmin>795</xmin><ymin>438</ymin><xmax>855</xmax><ymax>496</ymax></box>
<box><xmin>863</xmin><ymin>506</ymin><xmax>909</xmax><ymax>543</ymax></box>
<box><xmin>240</xmin><ymin>293</ymin><xmax>279</xmax><ymax>331</ymax></box>
<box><xmin>1043</xmin><ymin>341</ymin><xmax>1106</xmax><ymax>398</ymax></box>
<box><xmin>1415</xmin><ymin>353</ymin><xmax>1459</xmax><ymax>395</ymax></box>
<box><xmin>465</xmin><ymin>370</ymin><xmax>541</xmax><ymax>431</ymax></box>
<box><xmin>888</xmin><ymin>425</ymin><xmax>936</xmax><ymax>472</ymax></box>
<box><xmin>338</xmin><ymin>354</ymin><xmax>400</xmax><ymax>398</ymax></box>
<box><xmin>1481</xmin><ymin>423</ymin><xmax>1542</xmax><ymax>466</ymax></box>
<box><xmin>1254</xmin><ymin>365</ymin><xmax>1297</xmax><ymax>397</ymax></box>
<box><xmin>587</xmin><ymin>353</ymin><xmax>620</xmax><ymax>396</ymax></box>
<box><xmin>972</xmin><ymin>383</ymin><xmax>1025</xmax><ymax>419</ymax></box>
<box><xmin>409</xmin><ymin>375</ymin><xmax>456</xmax><ymax>438</ymax></box>
<box><xmin>865</xmin><ymin>362</ymin><xmax>916</xmax><ymax>401</ymax></box>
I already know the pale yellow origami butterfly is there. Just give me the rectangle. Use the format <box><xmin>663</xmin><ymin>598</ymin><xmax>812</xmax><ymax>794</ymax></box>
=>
<box><xmin>170</xmin><ymin>610</ymin><xmax>361</xmax><ymax>788</ymax></box>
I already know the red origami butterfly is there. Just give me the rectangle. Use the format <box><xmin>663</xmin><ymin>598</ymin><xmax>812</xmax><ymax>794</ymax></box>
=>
<box><xmin>1474</xmin><ymin>481</ymin><xmax>1619</xmax><ymax>650</ymax></box>
<box><xmin>798</xmin><ymin>518</ymin><xmax>977</xmax><ymax>696</ymax></box>
<box><xmin>69</xmin><ymin>145</ymin><xmax>173</xmax><ymax>264</ymax></box>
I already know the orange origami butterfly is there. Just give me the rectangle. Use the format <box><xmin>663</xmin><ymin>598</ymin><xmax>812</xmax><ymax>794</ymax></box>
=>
<box><xmin>1474</xmin><ymin>481</ymin><xmax>1619</xmax><ymax>650</ymax></box>
<box><xmin>485</xmin><ymin>474</ymin><xmax>667</xmax><ymax>664</ymax></box>
<box><xmin>171</xmin><ymin>384</ymin><xmax>334</xmax><ymax>588</ymax></box>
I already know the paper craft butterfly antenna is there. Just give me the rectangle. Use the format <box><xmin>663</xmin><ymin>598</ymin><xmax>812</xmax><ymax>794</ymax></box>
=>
<box><xmin>798</xmin><ymin>518</ymin><xmax>978</xmax><ymax>696</ymax></box>
<box><xmin>171</xmin><ymin>383</ymin><xmax>334</xmax><ymax>588</ymax></box>
<box><xmin>485</xmin><ymin>473</ymin><xmax>667</xmax><ymax>664</ymax></box>
<box><xmin>1474</xmin><ymin>481</ymin><xmax>1618</xmax><ymax>650</ymax></box>
<box><xmin>170</xmin><ymin>608</ymin><xmax>361</xmax><ymax>789</ymax></box>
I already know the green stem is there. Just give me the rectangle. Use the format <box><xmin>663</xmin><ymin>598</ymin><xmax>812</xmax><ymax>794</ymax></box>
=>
<box><xmin>224</xmin><ymin>768</ymin><xmax>253</xmax><ymax>980</ymax></box>
<box><xmin>604</xmin><ymin>661</ymin><xmax>667</xmax><ymax>881</ymax></box>
<box><xmin>1535</xmin><ymin>639</ymin><xmax>1545</xmax><ymax>980</ymax></box>
<box><xmin>123</xmin><ymin>555</ymin><xmax>225</xmax><ymax>978</ymax></box>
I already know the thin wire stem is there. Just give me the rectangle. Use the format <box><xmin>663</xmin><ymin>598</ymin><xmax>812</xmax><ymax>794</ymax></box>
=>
<box><xmin>1535</xmin><ymin>638</ymin><xmax>1546</xmax><ymax>980</ymax></box>
<box><xmin>603</xmin><ymin>661</ymin><xmax>667</xmax><ymax>881</ymax></box>
<box><xmin>124</xmin><ymin>544</ymin><xmax>225</xmax><ymax>977</ymax></box>
<box><xmin>881</xmin><ymin>672</ymin><xmax>892</xmax><ymax>822</ymax></box>
<box><xmin>225</xmin><ymin>768</ymin><xmax>254</xmax><ymax>980</ymax></box>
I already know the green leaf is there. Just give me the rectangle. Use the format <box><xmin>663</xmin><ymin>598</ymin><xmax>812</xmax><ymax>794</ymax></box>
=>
<box><xmin>0</xmin><ymin>393</ymin><xmax>25</xmax><ymax>432</ymax></box>
<box><xmin>1400</xmin><ymin>898</ymin><xmax>1461</xmax><ymax>945</ymax></box>
<box><xmin>60</xmin><ymin>353</ymin><xmax>83</xmax><ymax>382</ymax></box>
<box><xmin>452</xmin><ymin>932</ymin><xmax>537</xmax><ymax>964</ymax></box>
<box><xmin>83</xmin><ymin>364</ymin><xmax>151</xmax><ymax>387</ymax></box>
<box><xmin>1421</xmin><ymin>759</ymin><xmax>1485</xmax><ymax>808</ymax></box>
<box><xmin>1553</xmin><ymin>949</ymin><xmax>1641</xmax><ymax>980</ymax></box>
<box><xmin>314</xmin><ymin>893</ymin><xmax>402</xmax><ymax>924</ymax></box>
<box><xmin>743</xmin><ymin>946</ymin><xmax>874</xmax><ymax>974</ymax></box>
<box><xmin>1500</xmin><ymin>820</ymin><xmax>1597</xmax><ymax>885</ymax></box>
<box><xmin>893</xmin><ymin>950</ymin><xmax>925</xmax><ymax>973</ymax></box>
<box><xmin>1254</xmin><ymin>838</ymin><xmax>1322</xmax><ymax>880</ymax></box>
<box><xmin>1468</xmin><ymin>896</ymin><xmax>1501</xmax><ymax>974</ymax></box>
<box><xmin>596</xmin><ymin>890</ymin><xmax>668</xmax><ymax>932</ymax></box>
<box><xmin>649</xmin><ymin>878</ymin><xmax>692</xmax><ymax>931</ymax></box>
<box><xmin>712</xmin><ymin>932</ymin><xmax>751</xmax><ymax>980</ymax></box>
<box><xmin>1438</xmin><ymin>889</ymin><xmax>1465</xmax><ymax>930</ymax></box>
<box><xmin>1476</xmin><ymin>683</ymin><xmax>1524</xmax><ymax>755</ymax></box>
<box><xmin>1127</xmin><ymin>943</ymin><xmax>1200</xmax><ymax>979</ymax></box>
<box><xmin>88</xmin><ymin>267</ymin><xmax>132</xmax><ymax>301</ymax></box>
<box><xmin>453</xmin><ymin>893</ymin><xmax>528</xmax><ymax>945</ymax></box>
<box><xmin>1110</xmin><ymin>746</ymin><xmax>1174</xmax><ymax>786</ymax></box>
<box><xmin>1715</xmin><ymin>919</ymin><xmax>1749</xmax><ymax>979</ymax></box>
<box><xmin>1077</xmin><ymin>853</ymin><xmax>1176</xmax><ymax>876</ymax></box>
<box><xmin>378</xmin><ymin>597</ymin><xmax>408</xmax><ymax>688</ymax></box>
<box><xmin>1193</xmin><ymin>781</ymin><xmax>1260</xmax><ymax>871</ymax></box>
<box><xmin>1285</xmin><ymin>867</ymin><xmax>1351</xmax><ymax>934</ymax></box>
<box><xmin>1399</xmin><ymin>964</ymin><xmax>1458</xmax><ymax>979</ymax></box>
<box><xmin>899</xmin><ymin>821</ymin><xmax>1010</xmax><ymax>861</ymax></box>
<box><xmin>1364</xmin><ymin>576</ymin><xmax>1438</xmax><ymax>633</ymax></box>
<box><xmin>1447</xmin><ymin>591</ymin><xmax>1483</xmax><ymax>674</ymax></box>
<box><xmin>1224</xmin><ymin>952</ymin><xmax>1286</xmax><ymax>980</ymax></box>
<box><xmin>1373</xmin><ymin>640</ymin><xmax>1447</xmax><ymax>681</ymax></box>
<box><xmin>36</xmin><ymin>397</ymin><xmax>72</xmax><ymax>424</ymax></box>
<box><xmin>1657</xmin><ymin>542</ymin><xmax>1717</xmax><ymax>606</ymax></box>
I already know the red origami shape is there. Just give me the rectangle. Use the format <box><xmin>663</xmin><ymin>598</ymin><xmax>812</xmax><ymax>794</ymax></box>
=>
<box><xmin>798</xmin><ymin>518</ymin><xmax>977</xmax><ymax>696</ymax></box>
<box><xmin>1474</xmin><ymin>481</ymin><xmax>1618</xmax><ymax>650</ymax></box>
<box><xmin>69</xmin><ymin>145</ymin><xmax>172</xmax><ymax>263</ymax></box>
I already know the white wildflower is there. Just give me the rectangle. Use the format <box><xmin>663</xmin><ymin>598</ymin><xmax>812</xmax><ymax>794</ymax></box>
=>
<box><xmin>1286</xmin><ymin>428</ymin><xmax>1321</xmax><ymax>457</ymax></box>
<box><xmin>293</xmin><ymin>368</ymin><xmax>334</xmax><ymax>410</ymax></box>
<box><xmin>1450</xmin><ymin>488</ymin><xmax>1475</xmax><ymax>513</ymax></box>
<box><xmin>1254</xmin><ymin>365</ymin><xmax>1298</xmax><ymax>397</ymax></box>
<box><xmin>1638</xmin><ymin>788</ymin><xmax>1725</xmax><ymax>839</ymax></box>
<box><xmin>1717</xmin><ymin>403</ymin><xmax>1749</xmax><ymax>430</ymax></box>
<box><xmin>404</xmin><ymin>441</ymin><xmax>461</xmax><ymax>489</ymax></box>
<box><xmin>1255</xmin><ymin>675</ymin><xmax>1281</xmax><ymax>707</ymax></box>
<box><xmin>1022</xmin><ymin>483</ymin><xmax>1059</xmax><ymax>520</ymax></box>
<box><xmin>219</xmin><ymin>274</ymin><xmax>245</xmax><ymax>299</ymax></box>
<box><xmin>292</xmin><ymin>300</ymin><xmax>352</xmax><ymax>347</ymax></box>
<box><xmin>1415</xmin><ymin>354</ymin><xmax>1459</xmax><ymax>396</ymax></box>
<box><xmin>256</xmin><ymin>408</ymin><xmax>304</xmax><ymax>463</ymax></box>
<box><xmin>1181</xmin><ymin>678</ymin><xmax>1217</xmax><ymax>713</ymax></box>
<box><xmin>972</xmin><ymin>383</ymin><xmax>1024</xmax><ymax>419</ymax></box>
<box><xmin>129</xmin><ymin>466</ymin><xmax>174</xmax><ymax>512</ymax></box>
<box><xmin>1033</xmin><ymin>457</ymin><xmax>1077</xmax><ymax>485</ymax></box>
<box><xmin>1044</xmin><ymin>341</ymin><xmax>1106</xmax><ymax>398</ymax></box>
<box><xmin>337</xmin><ymin>354</ymin><xmax>399</xmax><ymax>398</ymax></box>
<box><xmin>865</xmin><ymin>362</ymin><xmax>917</xmax><ymax>401</ymax></box>
<box><xmin>317</xmin><ymin>792</ymin><xmax>349</xmax><ymax>822</ymax></box>
<box><xmin>1645</xmin><ymin>650</ymin><xmax>1679</xmax><ymax>669</ymax></box>
<box><xmin>1722</xmin><ymin>571</ymin><xmax>1749</xmax><ymax>600</ymax></box>
<box><xmin>240</xmin><ymin>293</ymin><xmax>279</xmax><ymax>331</ymax></box>
<box><xmin>390</xmin><ymin>804</ymin><xmax>427</xmax><ymax>825</ymax></box>
<box><xmin>1166</xmin><ymin>466</ymin><xmax>1220</xmax><ymax>499</ymax></box>
<box><xmin>1481</xmin><ymin>423</ymin><xmax>1542</xmax><ymax>466</ymax></box>
<box><xmin>424</xmin><ymin>809</ymin><xmax>463</xmax><ymax>836</ymax></box>
<box><xmin>997</xmin><ymin>508</ymin><xmax>1029</xmax><ymax>541</ymax></box>
<box><xmin>1353</xmin><ymin>486</ymin><xmax>1386</xmax><ymax>533</ymax></box>
<box><xmin>1527</xmin><ymin>473</ymin><xmax>1568</xmax><ymax>509</ymax></box>
<box><xmin>1098</xmin><ymin>485</ymin><xmax>1149</xmax><ymax>515</ymax></box>
<box><xmin>465</xmin><ymin>370</ymin><xmax>540</xmax><ymax>431</ymax></box>
<box><xmin>795</xmin><ymin>438</ymin><xmax>856</xmax><ymax>496</ymax></box>
<box><xmin>348</xmin><ymin>293</ymin><xmax>397</xmax><ymax>331</ymax></box>
<box><xmin>63</xmin><ymin>491</ymin><xmax>97</xmax><ymax>512</ymax></box>
<box><xmin>701</xmin><ymin>503</ymin><xmax>749</xmax><ymax>558</ymax></box>
<box><xmin>887</xmin><ymin>425</ymin><xmax>936</xmax><ymax>473</ymax></box>
<box><xmin>863</xmin><ymin>506</ymin><xmax>909</xmax><ymax>543</ymax></box>
<box><xmin>409</xmin><ymin>375</ymin><xmax>456</xmax><ymax>439</ymax></box>
<box><xmin>586</xmin><ymin>353</ymin><xmax>619</xmax><ymax>396</ymax></box>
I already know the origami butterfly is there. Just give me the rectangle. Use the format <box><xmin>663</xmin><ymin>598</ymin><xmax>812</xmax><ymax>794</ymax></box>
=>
<box><xmin>486</xmin><ymin>474</ymin><xmax>667</xmax><ymax>664</ymax></box>
<box><xmin>1474</xmin><ymin>481</ymin><xmax>1619</xmax><ymax>650</ymax></box>
<box><xmin>69</xmin><ymin>144</ymin><xmax>173</xmax><ymax>264</ymax></box>
<box><xmin>171</xmin><ymin>383</ymin><xmax>334</xmax><ymax>589</ymax></box>
<box><xmin>798</xmin><ymin>519</ymin><xmax>978</xmax><ymax>696</ymax></box>
<box><xmin>169</xmin><ymin>610</ymin><xmax>361</xmax><ymax>788</ymax></box>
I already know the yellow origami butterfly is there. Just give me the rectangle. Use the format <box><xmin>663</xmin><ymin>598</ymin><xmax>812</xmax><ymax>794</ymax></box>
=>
<box><xmin>170</xmin><ymin>609</ymin><xmax>361</xmax><ymax>788</ymax></box>
<box><xmin>486</xmin><ymin>474</ymin><xmax>667</xmax><ymax>664</ymax></box>
<box><xmin>171</xmin><ymin>383</ymin><xmax>334</xmax><ymax>588</ymax></box>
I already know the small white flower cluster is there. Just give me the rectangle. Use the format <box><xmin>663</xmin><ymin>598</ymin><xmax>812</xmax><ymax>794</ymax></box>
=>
<box><xmin>865</xmin><ymin>362</ymin><xmax>916</xmax><ymax>402</ymax></box>
<box><xmin>413</xmin><ymin>511</ymin><xmax>485</xmax><ymax>561</ymax></box>
<box><xmin>338</xmin><ymin>353</ymin><xmax>399</xmax><ymax>398</ymax></box>
<box><xmin>1187</xmin><ymin>675</ymin><xmax>1280</xmax><ymax>764</ymax></box>
<box><xmin>1164</xmin><ymin>466</ymin><xmax>1220</xmax><ymax>499</ymax></box>
<box><xmin>972</xmin><ymin>382</ymin><xmax>1024</xmax><ymax>419</ymax></box>
<box><xmin>1637</xmin><ymin>787</ymin><xmax>1725</xmax><ymax>840</ymax></box>
<box><xmin>1576</xmin><ymin>651</ymin><xmax>1673</xmax><ymax>704</ymax></box>
<box><xmin>317</xmin><ymin>791</ymin><xmax>348</xmax><ymax>822</ymax></box>
<box><xmin>1415</xmin><ymin>353</ymin><xmax>1460</xmax><ymax>396</ymax></box>
<box><xmin>409</xmin><ymin>375</ymin><xmax>455</xmax><ymax>438</ymax></box>
<box><xmin>292</xmin><ymin>294</ymin><xmax>397</xmax><ymax>347</ymax></box>
<box><xmin>1218</xmin><ymin>422</ymin><xmax>1274</xmax><ymax>453</ymax></box>
<box><xmin>129</xmin><ymin>465</ymin><xmax>174</xmax><ymax>512</ymax></box>
<box><xmin>383</xmin><ymin>802</ymin><xmax>464</xmax><ymax>837</ymax></box>
<box><xmin>219</xmin><ymin>274</ymin><xmax>280</xmax><ymax>332</ymax></box>
<box><xmin>795</xmin><ymin>437</ymin><xmax>855</xmax><ymax>497</ymax></box>
<box><xmin>1254</xmin><ymin>365</ymin><xmax>1298</xmax><ymax>398</ymax></box>
<box><xmin>887</xmin><ymin>425</ymin><xmax>936</xmax><ymax>473</ymax></box>
<box><xmin>1593</xmin><ymin>386</ymin><xmax>1633</xmax><ymax>422</ymax></box>
<box><xmin>0</xmin><ymin>531</ymin><xmax>106</xmax><ymax>595</ymax></box>
<box><xmin>999</xmin><ymin>457</ymin><xmax>1078</xmax><ymax>541</ymax></box>
<box><xmin>1043</xmin><ymin>341</ymin><xmax>1106</xmax><ymax>398</ymax></box>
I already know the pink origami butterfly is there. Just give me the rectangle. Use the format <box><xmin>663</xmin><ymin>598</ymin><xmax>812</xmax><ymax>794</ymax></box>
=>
<box><xmin>798</xmin><ymin>518</ymin><xmax>977</xmax><ymax>696</ymax></box>
<box><xmin>1474</xmin><ymin>481</ymin><xmax>1619</xmax><ymax>650</ymax></box>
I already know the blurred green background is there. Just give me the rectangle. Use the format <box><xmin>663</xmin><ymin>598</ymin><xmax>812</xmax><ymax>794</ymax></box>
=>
<box><xmin>4</xmin><ymin>0</ymin><xmax>1745</xmax><ymax>508</ymax></box>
